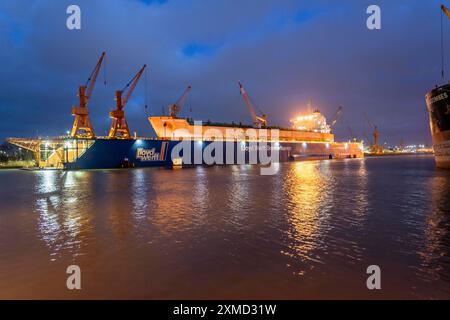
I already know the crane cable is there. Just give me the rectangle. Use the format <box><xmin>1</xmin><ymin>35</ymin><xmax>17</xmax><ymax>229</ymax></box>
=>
<box><xmin>84</xmin><ymin>64</ymin><xmax>95</xmax><ymax>87</ymax></box>
<box><xmin>103</xmin><ymin>55</ymin><xmax>107</xmax><ymax>86</ymax></box>
<box><xmin>246</xmin><ymin>90</ymin><xmax>265</xmax><ymax>116</ymax></box>
<box><xmin>144</xmin><ymin>68</ymin><xmax>149</xmax><ymax>111</ymax></box>
<box><xmin>442</xmin><ymin>7</ymin><xmax>445</xmax><ymax>80</ymax></box>
<box><xmin>189</xmin><ymin>91</ymin><xmax>192</xmax><ymax>113</ymax></box>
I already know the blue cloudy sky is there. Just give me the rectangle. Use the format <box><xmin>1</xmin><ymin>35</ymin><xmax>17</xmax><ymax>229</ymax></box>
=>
<box><xmin>0</xmin><ymin>0</ymin><xmax>446</xmax><ymax>145</ymax></box>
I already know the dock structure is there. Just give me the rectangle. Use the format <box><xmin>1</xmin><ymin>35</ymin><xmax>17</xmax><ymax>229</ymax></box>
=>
<box><xmin>7</xmin><ymin>137</ymin><xmax>95</xmax><ymax>169</ymax></box>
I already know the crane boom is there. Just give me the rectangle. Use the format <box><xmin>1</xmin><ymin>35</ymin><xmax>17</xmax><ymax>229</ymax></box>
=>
<box><xmin>238</xmin><ymin>81</ymin><xmax>267</xmax><ymax>127</ymax></box>
<box><xmin>329</xmin><ymin>106</ymin><xmax>343</xmax><ymax>130</ymax></box>
<box><xmin>442</xmin><ymin>4</ymin><xmax>450</xmax><ymax>19</ymax></box>
<box><xmin>239</xmin><ymin>81</ymin><xmax>257</xmax><ymax>123</ymax></box>
<box><xmin>169</xmin><ymin>86</ymin><xmax>192</xmax><ymax>117</ymax></box>
<box><xmin>85</xmin><ymin>51</ymin><xmax>106</xmax><ymax>100</ymax></box>
<box><xmin>176</xmin><ymin>85</ymin><xmax>192</xmax><ymax>107</ymax></box>
<box><xmin>121</xmin><ymin>64</ymin><xmax>147</xmax><ymax>108</ymax></box>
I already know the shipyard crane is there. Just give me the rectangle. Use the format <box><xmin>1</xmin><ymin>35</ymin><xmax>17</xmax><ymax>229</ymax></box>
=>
<box><xmin>238</xmin><ymin>81</ymin><xmax>267</xmax><ymax>128</ymax></box>
<box><xmin>70</xmin><ymin>52</ymin><xmax>106</xmax><ymax>138</ymax></box>
<box><xmin>169</xmin><ymin>86</ymin><xmax>192</xmax><ymax>118</ymax></box>
<box><xmin>364</xmin><ymin>113</ymin><xmax>381</xmax><ymax>153</ymax></box>
<box><xmin>329</xmin><ymin>106</ymin><xmax>343</xmax><ymax>132</ymax></box>
<box><xmin>108</xmin><ymin>64</ymin><xmax>147</xmax><ymax>139</ymax></box>
<box><xmin>347</xmin><ymin>126</ymin><xmax>357</xmax><ymax>141</ymax></box>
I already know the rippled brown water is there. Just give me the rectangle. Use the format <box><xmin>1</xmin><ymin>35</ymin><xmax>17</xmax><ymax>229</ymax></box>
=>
<box><xmin>0</xmin><ymin>155</ymin><xmax>449</xmax><ymax>299</ymax></box>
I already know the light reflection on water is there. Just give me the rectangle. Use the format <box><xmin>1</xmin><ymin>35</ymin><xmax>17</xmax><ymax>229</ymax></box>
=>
<box><xmin>131</xmin><ymin>169</ymin><xmax>148</xmax><ymax>224</ymax></box>
<box><xmin>34</xmin><ymin>171</ymin><xmax>93</xmax><ymax>260</ymax></box>
<box><xmin>282</xmin><ymin>162</ymin><xmax>329</xmax><ymax>264</ymax></box>
<box><xmin>0</xmin><ymin>155</ymin><xmax>449</xmax><ymax>299</ymax></box>
<box><xmin>419</xmin><ymin>173</ymin><xmax>450</xmax><ymax>287</ymax></box>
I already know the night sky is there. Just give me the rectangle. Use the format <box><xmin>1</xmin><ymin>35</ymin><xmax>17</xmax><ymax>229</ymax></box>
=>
<box><xmin>0</xmin><ymin>0</ymin><xmax>446</xmax><ymax>145</ymax></box>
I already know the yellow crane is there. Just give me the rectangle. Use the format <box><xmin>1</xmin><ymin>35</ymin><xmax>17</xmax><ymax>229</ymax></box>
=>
<box><xmin>364</xmin><ymin>113</ymin><xmax>382</xmax><ymax>154</ymax></box>
<box><xmin>169</xmin><ymin>86</ymin><xmax>192</xmax><ymax>118</ymax></box>
<box><xmin>238</xmin><ymin>81</ymin><xmax>267</xmax><ymax>128</ymax></box>
<box><xmin>70</xmin><ymin>52</ymin><xmax>106</xmax><ymax>138</ymax></box>
<box><xmin>108</xmin><ymin>64</ymin><xmax>147</xmax><ymax>139</ymax></box>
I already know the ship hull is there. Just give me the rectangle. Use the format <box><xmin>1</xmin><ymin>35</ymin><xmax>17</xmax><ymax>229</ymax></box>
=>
<box><xmin>425</xmin><ymin>84</ymin><xmax>450</xmax><ymax>168</ymax></box>
<box><xmin>62</xmin><ymin>138</ymin><xmax>363</xmax><ymax>170</ymax></box>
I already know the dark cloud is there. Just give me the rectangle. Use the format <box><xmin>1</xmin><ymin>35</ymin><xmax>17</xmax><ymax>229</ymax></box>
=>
<box><xmin>0</xmin><ymin>0</ymin><xmax>444</xmax><ymax>145</ymax></box>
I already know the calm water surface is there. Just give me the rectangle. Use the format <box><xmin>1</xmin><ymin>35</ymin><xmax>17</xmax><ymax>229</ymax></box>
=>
<box><xmin>0</xmin><ymin>155</ymin><xmax>449</xmax><ymax>299</ymax></box>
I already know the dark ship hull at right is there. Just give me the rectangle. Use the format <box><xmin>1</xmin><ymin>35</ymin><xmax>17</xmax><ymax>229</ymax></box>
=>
<box><xmin>425</xmin><ymin>84</ymin><xmax>450</xmax><ymax>168</ymax></box>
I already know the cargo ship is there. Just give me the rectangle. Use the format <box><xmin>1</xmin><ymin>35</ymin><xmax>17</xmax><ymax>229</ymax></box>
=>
<box><xmin>7</xmin><ymin>110</ymin><xmax>363</xmax><ymax>170</ymax></box>
<box><xmin>425</xmin><ymin>5</ymin><xmax>450</xmax><ymax>168</ymax></box>
<box><xmin>6</xmin><ymin>53</ymin><xmax>363</xmax><ymax>170</ymax></box>
<box><xmin>425</xmin><ymin>84</ymin><xmax>450</xmax><ymax>168</ymax></box>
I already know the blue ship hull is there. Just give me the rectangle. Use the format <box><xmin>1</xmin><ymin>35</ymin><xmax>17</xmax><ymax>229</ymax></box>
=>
<box><xmin>62</xmin><ymin>138</ymin><xmax>362</xmax><ymax>170</ymax></box>
<box><xmin>64</xmin><ymin>139</ymin><xmax>173</xmax><ymax>169</ymax></box>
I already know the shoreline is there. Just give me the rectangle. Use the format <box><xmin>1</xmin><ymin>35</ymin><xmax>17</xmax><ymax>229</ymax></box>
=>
<box><xmin>0</xmin><ymin>161</ymin><xmax>36</xmax><ymax>169</ymax></box>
